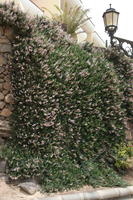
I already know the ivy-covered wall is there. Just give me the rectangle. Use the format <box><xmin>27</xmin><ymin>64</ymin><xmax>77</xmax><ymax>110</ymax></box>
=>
<box><xmin>0</xmin><ymin>2</ymin><xmax>132</xmax><ymax>192</ymax></box>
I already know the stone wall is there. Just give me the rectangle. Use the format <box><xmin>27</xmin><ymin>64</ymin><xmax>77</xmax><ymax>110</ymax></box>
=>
<box><xmin>0</xmin><ymin>26</ymin><xmax>14</xmax><ymax>147</ymax></box>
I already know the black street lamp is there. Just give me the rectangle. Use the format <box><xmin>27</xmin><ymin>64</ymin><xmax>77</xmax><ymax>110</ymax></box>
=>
<box><xmin>103</xmin><ymin>4</ymin><xmax>133</xmax><ymax>58</ymax></box>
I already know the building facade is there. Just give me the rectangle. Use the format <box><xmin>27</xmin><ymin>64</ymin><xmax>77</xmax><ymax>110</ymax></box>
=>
<box><xmin>1</xmin><ymin>0</ymin><xmax>105</xmax><ymax>47</ymax></box>
<box><xmin>31</xmin><ymin>0</ymin><xmax>105</xmax><ymax>47</ymax></box>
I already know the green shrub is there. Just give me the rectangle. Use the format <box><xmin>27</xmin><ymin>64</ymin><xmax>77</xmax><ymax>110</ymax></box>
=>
<box><xmin>114</xmin><ymin>143</ymin><xmax>131</xmax><ymax>170</ymax></box>
<box><xmin>81</xmin><ymin>160</ymin><xmax>127</xmax><ymax>187</ymax></box>
<box><xmin>0</xmin><ymin>3</ymin><xmax>130</xmax><ymax>191</ymax></box>
<box><xmin>104</xmin><ymin>48</ymin><xmax>133</xmax><ymax>119</ymax></box>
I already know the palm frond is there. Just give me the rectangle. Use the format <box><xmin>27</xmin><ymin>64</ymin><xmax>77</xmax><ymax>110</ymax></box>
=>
<box><xmin>47</xmin><ymin>2</ymin><xmax>90</xmax><ymax>36</ymax></box>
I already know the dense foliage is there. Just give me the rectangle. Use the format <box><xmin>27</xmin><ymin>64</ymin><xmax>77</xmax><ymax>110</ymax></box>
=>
<box><xmin>104</xmin><ymin>48</ymin><xmax>133</xmax><ymax>119</ymax></box>
<box><xmin>0</xmin><ymin>3</ymin><xmax>132</xmax><ymax>191</ymax></box>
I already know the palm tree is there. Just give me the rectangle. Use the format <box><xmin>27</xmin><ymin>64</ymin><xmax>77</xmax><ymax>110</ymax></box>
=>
<box><xmin>43</xmin><ymin>2</ymin><xmax>89</xmax><ymax>38</ymax></box>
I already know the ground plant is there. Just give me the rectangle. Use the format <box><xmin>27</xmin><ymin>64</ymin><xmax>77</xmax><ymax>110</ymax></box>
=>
<box><xmin>0</xmin><ymin>3</ymin><xmax>132</xmax><ymax>192</ymax></box>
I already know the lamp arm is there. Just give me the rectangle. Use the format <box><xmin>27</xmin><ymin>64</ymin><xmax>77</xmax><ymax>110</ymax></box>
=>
<box><xmin>111</xmin><ymin>36</ymin><xmax>133</xmax><ymax>58</ymax></box>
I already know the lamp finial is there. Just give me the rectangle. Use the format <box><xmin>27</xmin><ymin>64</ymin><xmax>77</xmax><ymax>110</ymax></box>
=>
<box><xmin>109</xmin><ymin>4</ymin><xmax>112</xmax><ymax>8</ymax></box>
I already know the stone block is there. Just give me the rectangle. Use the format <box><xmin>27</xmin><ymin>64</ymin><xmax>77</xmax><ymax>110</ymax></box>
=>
<box><xmin>0</xmin><ymin>37</ymin><xmax>10</xmax><ymax>44</ymax></box>
<box><xmin>0</xmin><ymin>101</ymin><xmax>5</xmax><ymax>109</ymax></box>
<box><xmin>3</xmin><ymin>90</ymin><xmax>9</xmax><ymax>95</ymax></box>
<box><xmin>0</xmin><ymin>121</ymin><xmax>10</xmax><ymax>137</ymax></box>
<box><xmin>0</xmin><ymin>67</ymin><xmax>5</xmax><ymax>74</ymax></box>
<box><xmin>0</xmin><ymin>79</ymin><xmax>4</xmax><ymax>83</ymax></box>
<box><xmin>4</xmin><ymin>27</ymin><xmax>14</xmax><ymax>41</ymax></box>
<box><xmin>0</xmin><ymin>120</ymin><xmax>10</xmax><ymax>131</ymax></box>
<box><xmin>0</xmin><ymin>108</ymin><xmax>12</xmax><ymax>117</ymax></box>
<box><xmin>63</xmin><ymin>193</ymin><xmax>84</xmax><ymax>200</ymax></box>
<box><xmin>0</xmin><ymin>83</ymin><xmax>3</xmax><ymax>90</ymax></box>
<box><xmin>127</xmin><ymin>186</ymin><xmax>133</xmax><ymax>195</ymax></box>
<box><xmin>0</xmin><ymin>55</ymin><xmax>6</xmax><ymax>66</ymax></box>
<box><xmin>3</xmin><ymin>82</ymin><xmax>11</xmax><ymax>91</ymax></box>
<box><xmin>82</xmin><ymin>193</ymin><xmax>95</xmax><ymax>200</ymax></box>
<box><xmin>7</xmin><ymin>105</ymin><xmax>14</xmax><ymax>112</ymax></box>
<box><xmin>0</xmin><ymin>137</ymin><xmax>4</xmax><ymax>145</ymax></box>
<box><xmin>4</xmin><ymin>76</ymin><xmax>10</xmax><ymax>82</ymax></box>
<box><xmin>19</xmin><ymin>182</ymin><xmax>40</xmax><ymax>195</ymax></box>
<box><xmin>0</xmin><ymin>74</ymin><xmax>4</xmax><ymax>79</ymax></box>
<box><xmin>0</xmin><ymin>44</ymin><xmax>11</xmax><ymax>53</ymax></box>
<box><xmin>119</xmin><ymin>187</ymin><xmax>133</xmax><ymax>197</ymax></box>
<box><xmin>3</xmin><ymin>67</ymin><xmax>8</xmax><ymax>73</ymax></box>
<box><xmin>0</xmin><ymin>27</ymin><xmax>4</xmax><ymax>36</ymax></box>
<box><xmin>5</xmin><ymin>94</ymin><xmax>14</xmax><ymax>104</ymax></box>
<box><xmin>97</xmin><ymin>188</ymin><xmax>120</xmax><ymax>199</ymax></box>
<box><xmin>0</xmin><ymin>93</ymin><xmax>4</xmax><ymax>100</ymax></box>
<box><xmin>0</xmin><ymin>174</ymin><xmax>9</xmax><ymax>182</ymax></box>
<box><xmin>0</xmin><ymin>131</ymin><xmax>10</xmax><ymax>137</ymax></box>
<box><xmin>38</xmin><ymin>197</ymin><xmax>62</xmax><ymax>200</ymax></box>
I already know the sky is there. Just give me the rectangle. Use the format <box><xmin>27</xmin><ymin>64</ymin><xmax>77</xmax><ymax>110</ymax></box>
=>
<box><xmin>82</xmin><ymin>0</ymin><xmax>133</xmax><ymax>43</ymax></box>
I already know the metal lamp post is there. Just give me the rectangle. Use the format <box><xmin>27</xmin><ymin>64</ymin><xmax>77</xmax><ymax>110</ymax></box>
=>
<box><xmin>103</xmin><ymin>4</ymin><xmax>133</xmax><ymax>58</ymax></box>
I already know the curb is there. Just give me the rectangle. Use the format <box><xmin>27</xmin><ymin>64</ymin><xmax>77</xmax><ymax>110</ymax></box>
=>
<box><xmin>34</xmin><ymin>186</ymin><xmax>133</xmax><ymax>200</ymax></box>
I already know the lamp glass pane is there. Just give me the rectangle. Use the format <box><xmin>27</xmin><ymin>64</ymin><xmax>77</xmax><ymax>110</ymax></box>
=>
<box><xmin>113</xmin><ymin>12</ymin><xmax>119</xmax><ymax>26</ymax></box>
<box><xmin>106</xmin><ymin>12</ymin><xmax>113</xmax><ymax>26</ymax></box>
<box><xmin>103</xmin><ymin>15</ymin><xmax>107</xmax><ymax>26</ymax></box>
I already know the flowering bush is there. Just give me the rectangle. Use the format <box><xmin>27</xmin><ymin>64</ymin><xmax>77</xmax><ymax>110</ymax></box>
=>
<box><xmin>0</xmin><ymin>3</ymin><xmax>130</xmax><ymax>191</ymax></box>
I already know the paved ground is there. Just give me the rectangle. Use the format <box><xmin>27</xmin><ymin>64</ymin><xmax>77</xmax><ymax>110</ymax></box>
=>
<box><xmin>0</xmin><ymin>177</ymin><xmax>94</xmax><ymax>200</ymax></box>
<box><xmin>0</xmin><ymin>179</ymin><xmax>44</xmax><ymax>200</ymax></box>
